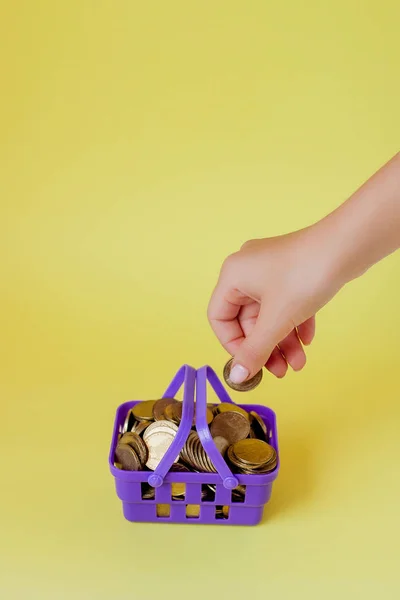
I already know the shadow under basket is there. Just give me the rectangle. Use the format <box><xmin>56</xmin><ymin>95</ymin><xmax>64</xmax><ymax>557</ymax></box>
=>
<box><xmin>109</xmin><ymin>365</ymin><xmax>279</xmax><ymax>526</ymax></box>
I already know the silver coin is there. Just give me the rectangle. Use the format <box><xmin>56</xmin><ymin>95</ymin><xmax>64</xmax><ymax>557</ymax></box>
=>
<box><xmin>143</xmin><ymin>420</ymin><xmax>179</xmax><ymax>442</ymax></box>
<box><xmin>145</xmin><ymin>430</ymin><xmax>179</xmax><ymax>470</ymax></box>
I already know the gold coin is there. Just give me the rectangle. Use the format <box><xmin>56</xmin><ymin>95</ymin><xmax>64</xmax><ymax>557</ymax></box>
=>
<box><xmin>254</xmin><ymin>446</ymin><xmax>277</xmax><ymax>471</ymax></box>
<box><xmin>171</xmin><ymin>482</ymin><xmax>186</xmax><ymax>497</ymax></box>
<box><xmin>231</xmin><ymin>439</ymin><xmax>274</xmax><ymax>467</ymax></box>
<box><xmin>172</xmin><ymin>403</ymin><xmax>214</xmax><ymax>427</ymax></box>
<box><xmin>216</xmin><ymin>402</ymin><xmax>250</xmax><ymax>419</ymax></box>
<box><xmin>186</xmin><ymin>504</ymin><xmax>200</xmax><ymax>518</ymax></box>
<box><xmin>253</xmin><ymin>457</ymin><xmax>277</xmax><ymax>473</ymax></box>
<box><xmin>196</xmin><ymin>438</ymin><xmax>215</xmax><ymax>473</ymax></box>
<box><xmin>212</xmin><ymin>405</ymin><xmax>220</xmax><ymax>417</ymax></box>
<box><xmin>193</xmin><ymin>437</ymin><xmax>205</xmax><ymax>471</ymax></box>
<box><xmin>132</xmin><ymin>420</ymin><xmax>151</xmax><ymax>436</ymax></box>
<box><xmin>115</xmin><ymin>443</ymin><xmax>142</xmax><ymax>471</ymax></box>
<box><xmin>182</xmin><ymin>431</ymin><xmax>215</xmax><ymax>472</ymax></box>
<box><xmin>172</xmin><ymin>402</ymin><xmax>184</xmax><ymax>424</ymax></box>
<box><xmin>202</xmin><ymin>445</ymin><xmax>217</xmax><ymax>473</ymax></box>
<box><xmin>120</xmin><ymin>432</ymin><xmax>148</xmax><ymax>466</ymax></box>
<box><xmin>206</xmin><ymin>456</ymin><xmax>216</xmax><ymax>472</ymax></box>
<box><xmin>189</xmin><ymin>435</ymin><xmax>202</xmax><ymax>471</ymax></box>
<box><xmin>157</xmin><ymin>504</ymin><xmax>170</xmax><ymax>518</ymax></box>
<box><xmin>179</xmin><ymin>441</ymin><xmax>190</xmax><ymax>467</ymax></box>
<box><xmin>122</xmin><ymin>408</ymin><xmax>136</xmax><ymax>434</ymax></box>
<box><xmin>227</xmin><ymin>445</ymin><xmax>242</xmax><ymax>470</ymax></box>
<box><xmin>187</xmin><ymin>436</ymin><xmax>199</xmax><ymax>470</ymax></box>
<box><xmin>164</xmin><ymin>402</ymin><xmax>180</xmax><ymax>424</ymax></box>
<box><xmin>153</xmin><ymin>397</ymin><xmax>178</xmax><ymax>421</ymax></box>
<box><xmin>185</xmin><ymin>432</ymin><xmax>201</xmax><ymax>471</ymax></box>
<box><xmin>210</xmin><ymin>412</ymin><xmax>250</xmax><ymax>444</ymax></box>
<box><xmin>119</xmin><ymin>432</ymin><xmax>136</xmax><ymax>444</ymax></box>
<box><xmin>249</xmin><ymin>411</ymin><xmax>268</xmax><ymax>440</ymax></box>
<box><xmin>223</xmin><ymin>358</ymin><xmax>263</xmax><ymax>392</ymax></box>
<box><xmin>132</xmin><ymin>400</ymin><xmax>157</xmax><ymax>421</ymax></box>
<box><xmin>263</xmin><ymin>446</ymin><xmax>277</xmax><ymax>464</ymax></box>
<box><xmin>179</xmin><ymin>433</ymin><xmax>191</xmax><ymax>467</ymax></box>
<box><xmin>204</xmin><ymin>407</ymin><xmax>214</xmax><ymax>426</ymax></box>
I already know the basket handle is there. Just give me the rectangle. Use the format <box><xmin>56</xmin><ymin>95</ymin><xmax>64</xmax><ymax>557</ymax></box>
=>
<box><xmin>195</xmin><ymin>365</ymin><xmax>239</xmax><ymax>490</ymax></box>
<box><xmin>147</xmin><ymin>364</ymin><xmax>196</xmax><ymax>488</ymax></box>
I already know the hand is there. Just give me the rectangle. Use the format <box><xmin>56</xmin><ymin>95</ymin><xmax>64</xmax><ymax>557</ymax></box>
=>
<box><xmin>208</xmin><ymin>226</ymin><xmax>343</xmax><ymax>382</ymax></box>
<box><xmin>208</xmin><ymin>153</ymin><xmax>400</xmax><ymax>384</ymax></box>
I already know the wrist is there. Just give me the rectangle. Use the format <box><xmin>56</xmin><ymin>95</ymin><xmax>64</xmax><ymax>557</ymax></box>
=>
<box><xmin>305</xmin><ymin>219</ymin><xmax>358</xmax><ymax>293</ymax></box>
<box><xmin>311</xmin><ymin>212</ymin><xmax>370</xmax><ymax>290</ymax></box>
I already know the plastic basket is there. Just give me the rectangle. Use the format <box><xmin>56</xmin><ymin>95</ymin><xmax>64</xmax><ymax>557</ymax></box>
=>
<box><xmin>109</xmin><ymin>364</ymin><xmax>279</xmax><ymax>525</ymax></box>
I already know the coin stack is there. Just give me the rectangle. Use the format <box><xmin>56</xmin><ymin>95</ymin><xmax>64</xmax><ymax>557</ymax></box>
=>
<box><xmin>114</xmin><ymin>396</ymin><xmax>276</xmax><ymax>479</ymax></box>
<box><xmin>227</xmin><ymin>439</ymin><xmax>277</xmax><ymax>474</ymax></box>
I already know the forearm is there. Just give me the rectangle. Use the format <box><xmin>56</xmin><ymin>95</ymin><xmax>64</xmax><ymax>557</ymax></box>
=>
<box><xmin>318</xmin><ymin>152</ymin><xmax>400</xmax><ymax>285</ymax></box>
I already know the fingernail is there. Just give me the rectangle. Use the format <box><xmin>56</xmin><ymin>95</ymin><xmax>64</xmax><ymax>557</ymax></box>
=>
<box><xmin>229</xmin><ymin>364</ymin><xmax>249</xmax><ymax>384</ymax></box>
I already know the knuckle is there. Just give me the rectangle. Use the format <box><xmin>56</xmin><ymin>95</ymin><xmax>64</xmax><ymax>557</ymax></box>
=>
<box><xmin>240</xmin><ymin>238</ymin><xmax>256</xmax><ymax>250</ymax></box>
<box><xmin>221</xmin><ymin>252</ymin><xmax>239</xmax><ymax>272</ymax></box>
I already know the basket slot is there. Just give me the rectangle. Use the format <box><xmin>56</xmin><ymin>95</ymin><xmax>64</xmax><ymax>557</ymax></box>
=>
<box><xmin>201</xmin><ymin>483</ymin><xmax>215</xmax><ymax>503</ymax></box>
<box><xmin>215</xmin><ymin>505</ymin><xmax>230</xmax><ymax>520</ymax></box>
<box><xmin>185</xmin><ymin>504</ymin><xmax>201</xmax><ymax>519</ymax></box>
<box><xmin>170</xmin><ymin>482</ymin><xmax>186</xmax><ymax>501</ymax></box>
<box><xmin>156</xmin><ymin>504</ymin><xmax>171</xmax><ymax>519</ymax></box>
<box><xmin>141</xmin><ymin>482</ymin><xmax>155</xmax><ymax>501</ymax></box>
<box><xmin>231</xmin><ymin>485</ymin><xmax>246</xmax><ymax>503</ymax></box>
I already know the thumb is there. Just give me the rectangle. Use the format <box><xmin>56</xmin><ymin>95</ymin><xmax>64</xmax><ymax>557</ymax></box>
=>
<box><xmin>229</xmin><ymin>306</ymin><xmax>288</xmax><ymax>384</ymax></box>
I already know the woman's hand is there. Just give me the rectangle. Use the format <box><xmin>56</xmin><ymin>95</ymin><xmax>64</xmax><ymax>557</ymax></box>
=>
<box><xmin>208</xmin><ymin>226</ymin><xmax>343</xmax><ymax>382</ymax></box>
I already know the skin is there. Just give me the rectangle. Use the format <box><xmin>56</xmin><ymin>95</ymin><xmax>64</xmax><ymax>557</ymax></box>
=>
<box><xmin>208</xmin><ymin>152</ymin><xmax>400</xmax><ymax>382</ymax></box>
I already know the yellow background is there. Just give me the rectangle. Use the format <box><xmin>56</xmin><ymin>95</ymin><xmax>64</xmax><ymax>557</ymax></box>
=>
<box><xmin>1</xmin><ymin>1</ymin><xmax>399</xmax><ymax>598</ymax></box>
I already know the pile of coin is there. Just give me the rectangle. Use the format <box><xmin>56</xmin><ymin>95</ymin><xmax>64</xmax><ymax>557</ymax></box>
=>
<box><xmin>114</xmin><ymin>397</ymin><xmax>276</xmax><ymax>477</ymax></box>
<box><xmin>227</xmin><ymin>439</ymin><xmax>277</xmax><ymax>474</ymax></box>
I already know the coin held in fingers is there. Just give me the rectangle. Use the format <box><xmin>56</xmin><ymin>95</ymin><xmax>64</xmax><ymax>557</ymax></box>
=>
<box><xmin>223</xmin><ymin>358</ymin><xmax>263</xmax><ymax>392</ymax></box>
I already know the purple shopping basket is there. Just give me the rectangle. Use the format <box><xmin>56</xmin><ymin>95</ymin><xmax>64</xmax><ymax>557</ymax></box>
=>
<box><xmin>109</xmin><ymin>365</ymin><xmax>279</xmax><ymax>525</ymax></box>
